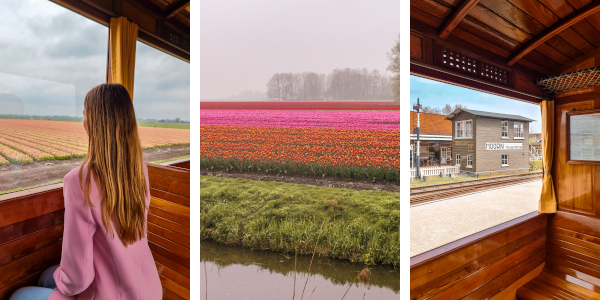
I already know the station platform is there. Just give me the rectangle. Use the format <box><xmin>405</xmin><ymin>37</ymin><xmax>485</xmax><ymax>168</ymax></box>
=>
<box><xmin>411</xmin><ymin>180</ymin><xmax>542</xmax><ymax>257</ymax></box>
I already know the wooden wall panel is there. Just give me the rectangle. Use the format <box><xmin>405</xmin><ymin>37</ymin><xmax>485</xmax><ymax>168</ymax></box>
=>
<box><xmin>147</xmin><ymin>162</ymin><xmax>190</xmax><ymax>300</ymax></box>
<box><xmin>410</xmin><ymin>214</ymin><xmax>547</xmax><ymax>299</ymax></box>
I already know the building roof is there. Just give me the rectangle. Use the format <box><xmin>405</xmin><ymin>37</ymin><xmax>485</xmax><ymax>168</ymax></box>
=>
<box><xmin>445</xmin><ymin>108</ymin><xmax>535</xmax><ymax>122</ymax></box>
<box><xmin>410</xmin><ymin>111</ymin><xmax>452</xmax><ymax>136</ymax></box>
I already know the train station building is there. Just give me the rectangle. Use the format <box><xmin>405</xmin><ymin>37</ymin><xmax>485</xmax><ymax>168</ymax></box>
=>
<box><xmin>409</xmin><ymin>111</ymin><xmax>452</xmax><ymax>167</ymax></box>
<box><xmin>445</xmin><ymin>108</ymin><xmax>535</xmax><ymax>174</ymax></box>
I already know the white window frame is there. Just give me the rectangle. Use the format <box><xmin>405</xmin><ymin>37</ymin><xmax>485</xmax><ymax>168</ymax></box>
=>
<box><xmin>442</xmin><ymin>147</ymin><xmax>451</xmax><ymax>160</ymax></box>
<box><xmin>455</xmin><ymin>120</ymin><xmax>473</xmax><ymax>139</ymax></box>
<box><xmin>467</xmin><ymin>155</ymin><xmax>472</xmax><ymax>168</ymax></box>
<box><xmin>456</xmin><ymin>154</ymin><xmax>461</xmax><ymax>165</ymax></box>
<box><xmin>501</xmin><ymin>121</ymin><xmax>508</xmax><ymax>139</ymax></box>
<box><xmin>502</xmin><ymin>154</ymin><xmax>509</xmax><ymax>166</ymax></box>
<box><xmin>514</xmin><ymin>122</ymin><xmax>524</xmax><ymax>139</ymax></box>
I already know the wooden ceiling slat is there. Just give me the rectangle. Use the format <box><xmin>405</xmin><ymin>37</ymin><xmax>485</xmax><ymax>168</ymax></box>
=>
<box><xmin>583</xmin><ymin>12</ymin><xmax>600</xmax><ymax>35</ymax></box>
<box><xmin>543</xmin><ymin>0</ymin><xmax>576</xmax><ymax>18</ymax></box>
<box><xmin>525</xmin><ymin>50</ymin><xmax>564</xmax><ymax>70</ymax></box>
<box><xmin>439</xmin><ymin>0</ymin><xmax>481</xmax><ymax>39</ymax></box>
<box><xmin>468</xmin><ymin>4</ymin><xmax>533</xmax><ymax>43</ymax></box>
<box><xmin>459</xmin><ymin>18</ymin><xmax>522</xmax><ymax>51</ymax></box>
<box><xmin>557</xmin><ymin>27</ymin><xmax>596</xmax><ymax>53</ymax></box>
<box><xmin>535</xmin><ymin>42</ymin><xmax>573</xmax><ymax>65</ymax></box>
<box><xmin>507</xmin><ymin>0</ymin><xmax>559</xmax><ymax>28</ymax></box>
<box><xmin>507</xmin><ymin>1</ymin><xmax>600</xmax><ymax>65</ymax></box>
<box><xmin>452</xmin><ymin>27</ymin><xmax>512</xmax><ymax>57</ymax></box>
<box><xmin>517</xmin><ymin>56</ymin><xmax>554</xmax><ymax>75</ymax></box>
<box><xmin>566</xmin><ymin>0</ymin><xmax>593</xmax><ymax>10</ymax></box>
<box><xmin>165</xmin><ymin>0</ymin><xmax>190</xmax><ymax>20</ymax></box>
<box><xmin>411</xmin><ymin>0</ymin><xmax>453</xmax><ymax>20</ymax></box>
<box><xmin>478</xmin><ymin>0</ymin><xmax>546</xmax><ymax>35</ymax></box>
<box><xmin>546</xmin><ymin>35</ymin><xmax>585</xmax><ymax>59</ymax></box>
<box><xmin>570</xmin><ymin>20</ymin><xmax>600</xmax><ymax>47</ymax></box>
<box><xmin>411</xmin><ymin>6</ymin><xmax>444</xmax><ymax>28</ymax></box>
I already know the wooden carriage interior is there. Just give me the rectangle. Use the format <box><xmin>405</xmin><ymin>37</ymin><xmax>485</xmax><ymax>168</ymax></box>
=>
<box><xmin>411</xmin><ymin>0</ymin><xmax>600</xmax><ymax>299</ymax></box>
<box><xmin>0</xmin><ymin>1</ymin><xmax>190</xmax><ymax>299</ymax></box>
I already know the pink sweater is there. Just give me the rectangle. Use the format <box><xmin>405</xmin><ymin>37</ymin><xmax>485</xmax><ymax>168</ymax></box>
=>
<box><xmin>49</xmin><ymin>164</ymin><xmax>162</xmax><ymax>300</ymax></box>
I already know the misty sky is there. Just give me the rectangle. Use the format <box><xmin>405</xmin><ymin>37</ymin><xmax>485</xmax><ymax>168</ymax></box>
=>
<box><xmin>200</xmin><ymin>0</ymin><xmax>400</xmax><ymax>100</ymax></box>
<box><xmin>0</xmin><ymin>0</ymin><xmax>189</xmax><ymax>120</ymax></box>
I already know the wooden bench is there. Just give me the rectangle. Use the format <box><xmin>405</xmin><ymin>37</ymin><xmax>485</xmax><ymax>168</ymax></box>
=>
<box><xmin>516</xmin><ymin>211</ymin><xmax>600</xmax><ymax>299</ymax></box>
<box><xmin>410</xmin><ymin>213</ymin><xmax>547</xmax><ymax>300</ymax></box>
<box><xmin>0</xmin><ymin>160</ymin><xmax>190</xmax><ymax>300</ymax></box>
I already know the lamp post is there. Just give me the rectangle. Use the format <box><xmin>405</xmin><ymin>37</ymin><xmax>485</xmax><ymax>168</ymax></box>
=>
<box><xmin>413</xmin><ymin>98</ymin><xmax>422</xmax><ymax>179</ymax></box>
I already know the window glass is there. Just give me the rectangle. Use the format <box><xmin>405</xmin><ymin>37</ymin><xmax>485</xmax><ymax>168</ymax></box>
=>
<box><xmin>467</xmin><ymin>155</ymin><xmax>472</xmax><ymax>167</ymax></box>
<box><xmin>133</xmin><ymin>41</ymin><xmax>190</xmax><ymax>164</ymax></box>
<box><xmin>456</xmin><ymin>122</ymin><xmax>463</xmax><ymax>137</ymax></box>
<box><xmin>502</xmin><ymin>154</ymin><xmax>508</xmax><ymax>166</ymax></box>
<box><xmin>514</xmin><ymin>122</ymin><xmax>523</xmax><ymax>138</ymax></box>
<box><xmin>465</xmin><ymin>120</ymin><xmax>472</xmax><ymax>137</ymax></box>
<box><xmin>501</xmin><ymin>121</ymin><xmax>508</xmax><ymax>137</ymax></box>
<box><xmin>0</xmin><ymin>0</ymin><xmax>106</xmax><ymax>195</ymax></box>
<box><xmin>456</xmin><ymin>154</ymin><xmax>461</xmax><ymax>165</ymax></box>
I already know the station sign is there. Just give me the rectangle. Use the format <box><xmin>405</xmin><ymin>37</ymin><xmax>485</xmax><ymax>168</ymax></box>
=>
<box><xmin>485</xmin><ymin>142</ymin><xmax>522</xmax><ymax>150</ymax></box>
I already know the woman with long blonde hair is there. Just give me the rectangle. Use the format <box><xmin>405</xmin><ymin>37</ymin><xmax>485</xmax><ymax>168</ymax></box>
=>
<box><xmin>10</xmin><ymin>83</ymin><xmax>162</xmax><ymax>300</ymax></box>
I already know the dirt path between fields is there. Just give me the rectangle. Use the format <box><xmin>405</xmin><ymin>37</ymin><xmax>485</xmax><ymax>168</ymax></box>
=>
<box><xmin>0</xmin><ymin>145</ymin><xmax>189</xmax><ymax>192</ymax></box>
<box><xmin>200</xmin><ymin>169</ymin><xmax>400</xmax><ymax>193</ymax></box>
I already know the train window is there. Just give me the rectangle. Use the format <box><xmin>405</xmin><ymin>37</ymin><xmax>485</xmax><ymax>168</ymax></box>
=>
<box><xmin>132</xmin><ymin>41</ymin><xmax>190</xmax><ymax>164</ymax></box>
<box><xmin>0</xmin><ymin>1</ymin><xmax>106</xmax><ymax>195</ymax></box>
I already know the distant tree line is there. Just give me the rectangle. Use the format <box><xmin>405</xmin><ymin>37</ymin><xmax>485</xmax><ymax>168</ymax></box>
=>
<box><xmin>266</xmin><ymin>68</ymin><xmax>393</xmax><ymax>101</ymax></box>
<box><xmin>418</xmin><ymin>103</ymin><xmax>468</xmax><ymax>115</ymax></box>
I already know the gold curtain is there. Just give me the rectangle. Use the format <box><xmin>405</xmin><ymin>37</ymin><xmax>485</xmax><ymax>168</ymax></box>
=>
<box><xmin>539</xmin><ymin>100</ymin><xmax>556</xmax><ymax>213</ymax></box>
<box><xmin>109</xmin><ymin>16</ymin><xmax>138</xmax><ymax>100</ymax></box>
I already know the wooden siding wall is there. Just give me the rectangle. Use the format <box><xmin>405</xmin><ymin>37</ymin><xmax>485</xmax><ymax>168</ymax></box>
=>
<box><xmin>147</xmin><ymin>163</ymin><xmax>190</xmax><ymax>300</ymax></box>
<box><xmin>0</xmin><ymin>163</ymin><xmax>189</xmax><ymax>300</ymax></box>
<box><xmin>410</xmin><ymin>214</ymin><xmax>547</xmax><ymax>300</ymax></box>
<box><xmin>475</xmin><ymin>118</ymin><xmax>530</xmax><ymax>173</ymax></box>
<box><xmin>451</xmin><ymin>112</ymin><xmax>476</xmax><ymax>172</ymax></box>
<box><xmin>0</xmin><ymin>186</ymin><xmax>65</xmax><ymax>300</ymax></box>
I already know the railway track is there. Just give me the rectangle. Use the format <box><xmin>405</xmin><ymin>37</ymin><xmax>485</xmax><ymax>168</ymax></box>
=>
<box><xmin>410</xmin><ymin>172</ymin><xmax>543</xmax><ymax>205</ymax></box>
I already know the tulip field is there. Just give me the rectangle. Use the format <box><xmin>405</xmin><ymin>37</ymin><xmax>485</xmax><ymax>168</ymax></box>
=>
<box><xmin>200</xmin><ymin>103</ymin><xmax>399</xmax><ymax>181</ymax></box>
<box><xmin>0</xmin><ymin>119</ymin><xmax>190</xmax><ymax>166</ymax></box>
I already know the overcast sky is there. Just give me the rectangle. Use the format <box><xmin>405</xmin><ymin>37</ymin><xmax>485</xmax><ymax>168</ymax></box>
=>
<box><xmin>0</xmin><ymin>0</ymin><xmax>189</xmax><ymax>120</ymax></box>
<box><xmin>410</xmin><ymin>76</ymin><xmax>543</xmax><ymax>132</ymax></box>
<box><xmin>200</xmin><ymin>0</ymin><xmax>400</xmax><ymax>100</ymax></box>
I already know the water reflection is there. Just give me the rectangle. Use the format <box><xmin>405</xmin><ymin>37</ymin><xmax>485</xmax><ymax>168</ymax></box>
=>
<box><xmin>201</xmin><ymin>240</ymin><xmax>399</xmax><ymax>300</ymax></box>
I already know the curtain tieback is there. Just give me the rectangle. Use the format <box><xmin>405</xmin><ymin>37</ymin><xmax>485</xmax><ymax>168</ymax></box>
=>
<box><xmin>543</xmin><ymin>170</ymin><xmax>551</xmax><ymax>175</ymax></box>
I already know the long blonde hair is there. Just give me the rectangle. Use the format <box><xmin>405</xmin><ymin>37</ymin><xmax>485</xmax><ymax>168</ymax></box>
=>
<box><xmin>80</xmin><ymin>83</ymin><xmax>147</xmax><ymax>246</ymax></box>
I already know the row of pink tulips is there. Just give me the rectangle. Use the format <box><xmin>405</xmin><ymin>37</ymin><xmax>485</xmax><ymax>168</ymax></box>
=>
<box><xmin>200</xmin><ymin>109</ymin><xmax>399</xmax><ymax>130</ymax></box>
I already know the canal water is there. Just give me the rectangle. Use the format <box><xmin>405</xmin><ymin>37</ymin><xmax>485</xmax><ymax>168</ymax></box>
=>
<box><xmin>201</xmin><ymin>240</ymin><xmax>399</xmax><ymax>300</ymax></box>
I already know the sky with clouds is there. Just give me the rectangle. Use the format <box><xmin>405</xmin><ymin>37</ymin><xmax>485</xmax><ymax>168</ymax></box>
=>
<box><xmin>0</xmin><ymin>0</ymin><xmax>189</xmax><ymax>120</ymax></box>
<box><xmin>410</xmin><ymin>75</ymin><xmax>543</xmax><ymax>132</ymax></box>
<box><xmin>200</xmin><ymin>0</ymin><xmax>400</xmax><ymax>100</ymax></box>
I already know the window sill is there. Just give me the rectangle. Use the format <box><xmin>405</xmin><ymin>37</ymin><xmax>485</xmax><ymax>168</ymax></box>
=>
<box><xmin>466</xmin><ymin>166</ymin><xmax>472</xmax><ymax>168</ymax></box>
<box><xmin>455</xmin><ymin>137</ymin><xmax>473</xmax><ymax>139</ymax></box>
<box><xmin>501</xmin><ymin>137</ymin><xmax>509</xmax><ymax>139</ymax></box>
<box><xmin>502</xmin><ymin>164</ymin><xmax>509</xmax><ymax>167</ymax></box>
<box><xmin>514</xmin><ymin>137</ymin><xmax>524</xmax><ymax>140</ymax></box>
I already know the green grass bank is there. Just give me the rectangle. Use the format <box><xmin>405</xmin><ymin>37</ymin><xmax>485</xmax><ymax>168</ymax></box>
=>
<box><xmin>200</xmin><ymin>175</ymin><xmax>400</xmax><ymax>266</ymax></box>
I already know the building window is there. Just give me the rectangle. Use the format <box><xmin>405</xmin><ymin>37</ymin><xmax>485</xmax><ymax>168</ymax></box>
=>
<box><xmin>501</xmin><ymin>121</ymin><xmax>508</xmax><ymax>138</ymax></box>
<box><xmin>502</xmin><ymin>154</ymin><xmax>508</xmax><ymax>166</ymax></box>
<box><xmin>467</xmin><ymin>155</ymin><xmax>472</xmax><ymax>168</ymax></box>
<box><xmin>456</xmin><ymin>121</ymin><xmax>463</xmax><ymax>138</ymax></box>
<box><xmin>514</xmin><ymin>122</ymin><xmax>523</xmax><ymax>138</ymax></box>
<box><xmin>455</xmin><ymin>120</ymin><xmax>472</xmax><ymax>138</ymax></box>
<box><xmin>465</xmin><ymin>120</ymin><xmax>472</xmax><ymax>137</ymax></box>
<box><xmin>456</xmin><ymin>154</ymin><xmax>461</xmax><ymax>165</ymax></box>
